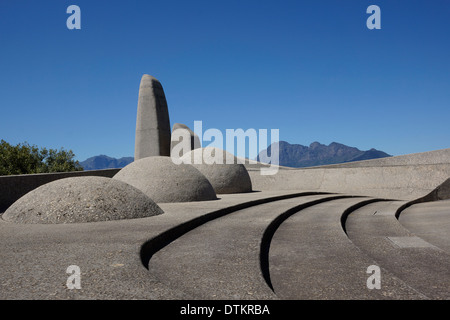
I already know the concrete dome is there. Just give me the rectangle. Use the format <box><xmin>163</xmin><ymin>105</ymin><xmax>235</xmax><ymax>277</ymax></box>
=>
<box><xmin>113</xmin><ymin>156</ymin><xmax>217</xmax><ymax>203</ymax></box>
<box><xmin>180</xmin><ymin>147</ymin><xmax>253</xmax><ymax>194</ymax></box>
<box><xmin>2</xmin><ymin>176</ymin><xmax>163</xmax><ymax>224</ymax></box>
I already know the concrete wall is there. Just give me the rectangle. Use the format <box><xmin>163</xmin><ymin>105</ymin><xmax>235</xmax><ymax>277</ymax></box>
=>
<box><xmin>311</xmin><ymin>148</ymin><xmax>450</xmax><ymax>168</ymax></box>
<box><xmin>0</xmin><ymin>169</ymin><xmax>121</xmax><ymax>212</ymax></box>
<box><xmin>246</xmin><ymin>148</ymin><xmax>450</xmax><ymax>200</ymax></box>
<box><xmin>247</xmin><ymin>164</ymin><xmax>450</xmax><ymax>201</ymax></box>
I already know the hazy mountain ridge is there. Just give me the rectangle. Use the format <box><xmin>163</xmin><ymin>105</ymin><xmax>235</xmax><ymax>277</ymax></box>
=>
<box><xmin>80</xmin><ymin>155</ymin><xmax>134</xmax><ymax>170</ymax></box>
<box><xmin>257</xmin><ymin>141</ymin><xmax>391</xmax><ymax>168</ymax></box>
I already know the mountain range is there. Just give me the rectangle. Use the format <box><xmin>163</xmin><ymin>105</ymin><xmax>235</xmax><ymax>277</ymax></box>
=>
<box><xmin>256</xmin><ymin>141</ymin><xmax>391</xmax><ymax>168</ymax></box>
<box><xmin>80</xmin><ymin>141</ymin><xmax>391</xmax><ymax>170</ymax></box>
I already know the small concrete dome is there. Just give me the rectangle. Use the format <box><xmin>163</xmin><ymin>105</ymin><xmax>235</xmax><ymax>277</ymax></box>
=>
<box><xmin>180</xmin><ymin>147</ymin><xmax>253</xmax><ymax>194</ymax></box>
<box><xmin>113</xmin><ymin>156</ymin><xmax>217</xmax><ymax>203</ymax></box>
<box><xmin>2</xmin><ymin>176</ymin><xmax>163</xmax><ymax>224</ymax></box>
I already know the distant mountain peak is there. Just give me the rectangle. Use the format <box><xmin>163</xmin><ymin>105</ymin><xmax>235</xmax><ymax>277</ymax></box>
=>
<box><xmin>309</xmin><ymin>141</ymin><xmax>323</xmax><ymax>148</ymax></box>
<box><xmin>80</xmin><ymin>155</ymin><xmax>134</xmax><ymax>170</ymax></box>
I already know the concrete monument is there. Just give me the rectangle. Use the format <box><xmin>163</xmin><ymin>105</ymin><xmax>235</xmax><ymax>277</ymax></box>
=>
<box><xmin>134</xmin><ymin>74</ymin><xmax>171</xmax><ymax>160</ymax></box>
<box><xmin>170</xmin><ymin>123</ymin><xmax>201</xmax><ymax>159</ymax></box>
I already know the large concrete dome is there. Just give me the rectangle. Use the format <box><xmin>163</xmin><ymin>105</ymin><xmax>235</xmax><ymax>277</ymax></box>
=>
<box><xmin>2</xmin><ymin>176</ymin><xmax>163</xmax><ymax>224</ymax></box>
<box><xmin>113</xmin><ymin>156</ymin><xmax>217</xmax><ymax>203</ymax></box>
<box><xmin>180</xmin><ymin>147</ymin><xmax>253</xmax><ymax>194</ymax></box>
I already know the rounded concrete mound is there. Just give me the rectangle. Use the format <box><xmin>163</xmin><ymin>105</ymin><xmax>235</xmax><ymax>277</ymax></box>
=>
<box><xmin>2</xmin><ymin>176</ymin><xmax>163</xmax><ymax>224</ymax></box>
<box><xmin>180</xmin><ymin>147</ymin><xmax>253</xmax><ymax>194</ymax></box>
<box><xmin>113</xmin><ymin>156</ymin><xmax>217</xmax><ymax>203</ymax></box>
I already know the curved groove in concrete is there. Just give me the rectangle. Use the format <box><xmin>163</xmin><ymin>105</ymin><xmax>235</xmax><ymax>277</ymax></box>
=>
<box><xmin>345</xmin><ymin>201</ymin><xmax>450</xmax><ymax>299</ymax></box>
<box><xmin>140</xmin><ymin>192</ymin><xmax>332</xmax><ymax>269</ymax></box>
<box><xmin>394</xmin><ymin>201</ymin><xmax>414</xmax><ymax>220</ymax></box>
<box><xmin>394</xmin><ymin>177</ymin><xmax>450</xmax><ymax>220</ymax></box>
<box><xmin>259</xmin><ymin>195</ymin><xmax>360</xmax><ymax>291</ymax></box>
<box><xmin>147</xmin><ymin>195</ymin><xmax>348</xmax><ymax>299</ymax></box>
<box><xmin>267</xmin><ymin>198</ymin><xmax>429</xmax><ymax>299</ymax></box>
<box><xmin>340</xmin><ymin>198</ymin><xmax>391</xmax><ymax>234</ymax></box>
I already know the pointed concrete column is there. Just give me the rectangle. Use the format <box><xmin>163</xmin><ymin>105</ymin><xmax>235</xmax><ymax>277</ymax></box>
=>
<box><xmin>135</xmin><ymin>74</ymin><xmax>171</xmax><ymax>160</ymax></box>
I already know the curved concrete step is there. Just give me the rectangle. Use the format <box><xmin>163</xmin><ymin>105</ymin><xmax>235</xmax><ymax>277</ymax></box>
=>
<box><xmin>269</xmin><ymin>198</ymin><xmax>428</xmax><ymax>299</ymax></box>
<box><xmin>345</xmin><ymin>201</ymin><xmax>450</xmax><ymax>300</ymax></box>
<box><xmin>147</xmin><ymin>194</ymin><xmax>345</xmax><ymax>299</ymax></box>
<box><xmin>140</xmin><ymin>191</ymin><xmax>332</xmax><ymax>269</ymax></box>
<box><xmin>398</xmin><ymin>200</ymin><xmax>450</xmax><ymax>253</ymax></box>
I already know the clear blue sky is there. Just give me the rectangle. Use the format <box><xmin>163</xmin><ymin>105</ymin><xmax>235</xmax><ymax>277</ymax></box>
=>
<box><xmin>1</xmin><ymin>0</ymin><xmax>449</xmax><ymax>161</ymax></box>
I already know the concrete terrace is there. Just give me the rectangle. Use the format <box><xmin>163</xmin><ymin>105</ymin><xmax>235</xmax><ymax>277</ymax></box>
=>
<box><xmin>1</xmin><ymin>175</ymin><xmax>449</xmax><ymax>299</ymax></box>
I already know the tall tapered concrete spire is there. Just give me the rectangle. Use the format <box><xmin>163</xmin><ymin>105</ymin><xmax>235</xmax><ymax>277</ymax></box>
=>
<box><xmin>170</xmin><ymin>123</ymin><xmax>201</xmax><ymax>159</ymax></box>
<box><xmin>135</xmin><ymin>74</ymin><xmax>171</xmax><ymax>160</ymax></box>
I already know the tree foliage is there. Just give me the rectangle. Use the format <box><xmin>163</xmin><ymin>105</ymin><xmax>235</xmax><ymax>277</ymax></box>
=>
<box><xmin>0</xmin><ymin>140</ymin><xmax>83</xmax><ymax>175</ymax></box>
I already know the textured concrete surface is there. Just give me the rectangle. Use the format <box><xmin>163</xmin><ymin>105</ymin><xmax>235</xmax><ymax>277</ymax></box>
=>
<box><xmin>113</xmin><ymin>156</ymin><xmax>217</xmax><ymax>203</ymax></box>
<box><xmin>247</xmin><ymin>163</ymin><xmax>450</xmax><ymax>200</ymax></box>
<box><xmin>0</xmin><ymin>169</ymin><xmax>120</xmax><ymax>213</ymax></box>
<box><xmin>346</xmin><ymin>201</ymin><xmax>450</xmax><ymax>300</ymax></box>
<box><xmin>1</xmin><ymin>189</ymin><xmax>448</xmax><ymax>300</ymax></box>
<box><xmin>181</xmin><ymin>147</ymin><xmax>253</xmax><ymax>194</ymax></box>
<box><xmin>269</xmin><ymin>198</ymin><xmax>428</xmax><ymax>300</ymax></box>
<box><xmin>399</xmin><ymin>200</ymin><xmax>450</xmax><ymax>252</ymax></box>
<box><xmin>417</xmin><ymin>178</ymin><xmax>450</xmax><ymax>202</ymax></box>
<box><xmin>2</xmin><ymin>176</ymin><xmax>163</xmax><ymax>224</ymax></box>
<box><xmin>148</xmin><ymin>194</ymin><xmax>337</xmax><ymax>299</ymax></box>
<box><xmin>0</xmin><ymin>190</ymin><xmax>313</xmax><ymax>299</ymax></box>
<box><xmin>135</xmin><ymin>74</ymin><xmax>171</xmax><ymax>160</ymax></box>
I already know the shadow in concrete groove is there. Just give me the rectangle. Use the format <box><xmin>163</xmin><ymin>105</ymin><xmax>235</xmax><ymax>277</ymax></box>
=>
<box><xmin>340</xmin><ymin>198</ymin><xmax>392</xmax><ymax>234</ymax></box>
<box><xmin>259</xmin><ymin>195</ymin><xmax>356</xmax><ymax>291</ymax></box>
<box><xmin>139</xmin><ymin>192</ymin><xmax>333</xmax><ymax>270</ymax></box>
<box><xmin>260</xmin><ymin>196</ymin><xmax>392</xmax><ymax>292</ymax></box>
<box><xmin>395</xmin><ymin>177</ymin><xmax>450</xmax><ymax>220</ymax></box>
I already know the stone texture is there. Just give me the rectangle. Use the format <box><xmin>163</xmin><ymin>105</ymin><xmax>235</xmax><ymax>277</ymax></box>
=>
<box><xmin>419</xmin><ymin>177</ymin><xmax>450</xmax><ymax>201</ymax></box>
<box><xmin>399</xmin><ymin>200</ymin><xmax>450</xmax><ymax>252</ymax></box>
<box><xmin>170</xmin><ymin>123</ymin><xmax>201</xmax><ymax>159</ymax></box>
<box><xmin>1</xmin><ymin>189</ymin><xmax>450</xmax><ymax>299</ymax></box>
<box><xmin>135</xmin><ymin>74</ymin><xmax>171</xmax><ymax>160</ymax></box>
<box><xmin>113</xmin><ymin>156</ymin><xmax>217</xmax><ymax>203</ymax></box>
<box><xmin>269</xmin><ymin>197</ymin><xmax>430</xmax><ymax>299</ymax></box>
<box><xmin>181</xmin><ymin>147</ymin><xmax>252</xmax><ymax>194</ymax></box>
<box><xmin>346</xmin><ymin>200</ymin><xmax>450</xmax><ymax>299</ymax></box>
<box><xmin>2</xmin><ymin>176</ymin><xmax>163</xmax><ymax>224</ymax></box>
<box><xmin>386</xmin><ymin>236</ymin><xmax>437</xmax><ymax>248</ymax></box>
